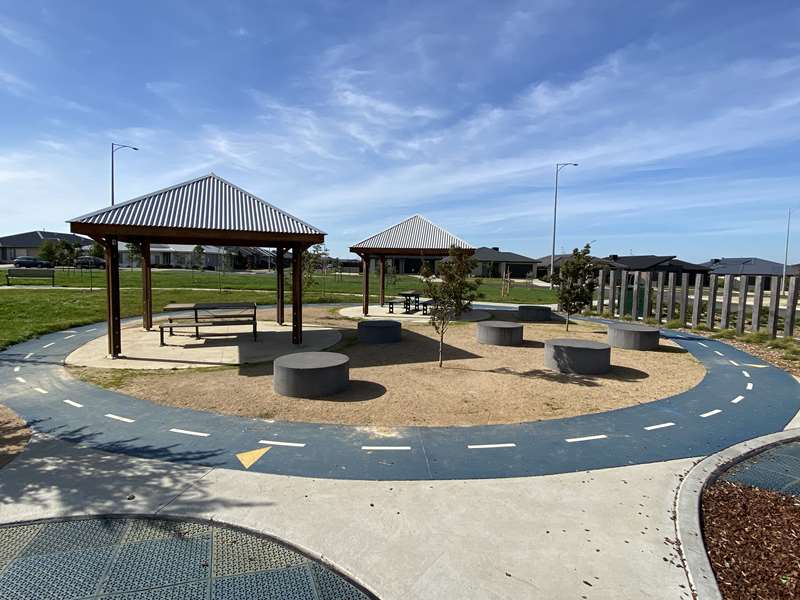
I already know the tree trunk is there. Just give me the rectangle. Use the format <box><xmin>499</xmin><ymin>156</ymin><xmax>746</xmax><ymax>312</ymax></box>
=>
<box><xmin>566</xmin><ymin>312</ymin><xmax>571</xmax><ymax>331</ymax></box>
<box><xmin>438</xmin><ymin>330</ymin><xmax>444</xmax><ymax>367</ymax></box>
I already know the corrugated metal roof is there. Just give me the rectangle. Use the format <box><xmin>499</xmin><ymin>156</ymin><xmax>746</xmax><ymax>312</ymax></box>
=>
<box><xmin>350</xmin><ymin>215</ymin><xmax>472</xmax><ymax>250</ymax></box>
<box><xmin>69</xmin><ymin>173</ymin><xmax>324</xmax><ymax>235</ymax></box>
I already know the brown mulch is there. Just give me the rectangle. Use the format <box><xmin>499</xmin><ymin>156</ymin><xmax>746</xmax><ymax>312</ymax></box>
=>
<box><xmin>0</xmin><ymin>404</ymin><xmax>31</xmax><ymax>468</ymax></box>
<box><xmin>720</xmin><ymin>339</ymin><xmax>800</xmax><ymax>378</ymax></box>
<box><xmin>702</xmin><ymin>480</ymin><xmax>800</xmax><ymax>599</ymax></box>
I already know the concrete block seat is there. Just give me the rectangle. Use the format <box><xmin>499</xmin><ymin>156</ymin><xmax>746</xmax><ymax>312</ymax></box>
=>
<box><xmin>358</xmin><ymin>320</ymin><xmax>402</xmax><ymax>344</ymax></box>
<box><xmin>273</xmin><ymin>352</ymin><xmax>350</xmax><ymax>398</ymax></box>
<box><xmin>544</xmin><ymin>338</ymin><xmax>611</xmax><ymax>375</ymax></box>
<box><xmin>476</xmin><ymin>321</ymin><xmax>523</xmax><ymax>346</ymax></box>
<box><xmin>518</xmin><ymin>305</ymin><xmax>552</xmax><ymax>322</ymax></box>
<box><xmin>607</xmin><ymin>322</ymin><xmax>660</xmax><ymax>351</ymax></box>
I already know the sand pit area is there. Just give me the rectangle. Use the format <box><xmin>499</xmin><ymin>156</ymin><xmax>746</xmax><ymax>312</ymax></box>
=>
<box><xmin>70</xmin><ymin>307</ymin><xmax>705</xmax><ymax>427</ymax></box>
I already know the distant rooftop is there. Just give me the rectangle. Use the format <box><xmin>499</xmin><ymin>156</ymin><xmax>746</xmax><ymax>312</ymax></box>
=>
<box><xmin>350</xmin><ymin>215</ymin><xmax>472</xmax><ymax>253</ymax></box>
<box><xmin>703</xmin><ymin>257</ymin><xmax>786</xmax><ymax>276</ymax></box>
<box><xmin>0</xmin><ymin>230</ymin><xmax>89</xmax><ymax>248</ymax></box>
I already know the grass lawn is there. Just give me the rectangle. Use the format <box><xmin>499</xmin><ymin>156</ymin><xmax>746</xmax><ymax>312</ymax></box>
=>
<box><xmin>0</xmin><ymin>272</ymin><xmax>556</xmax><ymax>350</ymax></box>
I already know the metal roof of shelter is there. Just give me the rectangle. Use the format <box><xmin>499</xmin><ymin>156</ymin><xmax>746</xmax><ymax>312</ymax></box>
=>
<box><xmin>349</xmin><ymin>215</ymin><xmax>473</xmax><ymax>255</ymax></box>
<box><xmin>69</xmin><ymin>173</ymin><xmax>324</xmax><ymax>246</ymax></box>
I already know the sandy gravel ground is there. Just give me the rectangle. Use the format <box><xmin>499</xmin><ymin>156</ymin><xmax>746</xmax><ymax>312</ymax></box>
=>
<box><xmin>0</xmin><ymin>404</ymin><xmax>30</xmax><ymax>468</ymax></box>
<box><xmin>73</xmin><ymin>308</ymin><xmax>705</xmax><ymax>427</ymax></box>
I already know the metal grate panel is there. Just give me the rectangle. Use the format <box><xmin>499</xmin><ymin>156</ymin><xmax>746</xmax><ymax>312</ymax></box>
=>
<box><xmin>101</xmin><ymin>537</ymin><xmax>211</xmax><ymax>594</ymax></box>
<box><xmin>22</xmin><ymin>518</ymin><xmax>128</xmax><ymax>556</ymax></box>
<box><xmin>0</xmin><ymin>547</ymin><xmax>111</xmax><ymax>599</ymax></box>
<box><xmin>0</xmin><ymin>523</ymin><xmax>44</xmax><ymax>573</ymax></box>
<box><xmin>311</xmin><ymin>562</ymin><xmax>372</xmax><ymax>600</ymax></box>
<box><xmin>212</xmin><ymin>527</ymin><xmax>306</xmax><ymax>577</ymax></box>
<box><xmin>98</xmin><ymin>580</ymin><xmax>209</xmax><ymax>599</ymax></box>
<box><xmin>122</xmin><ymin>519</ymin><xmax>210</xmax><ymax>544</ymax></box>
<box><xmin>212</xmin><ymin>565</ymin><xmax>317</xmax><ymax>599</ymax></box>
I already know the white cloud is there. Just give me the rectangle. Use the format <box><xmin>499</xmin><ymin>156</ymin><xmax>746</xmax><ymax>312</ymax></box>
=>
<box><xmin>0</xmin><ymin>18</ymin><xmax>44</xmax><ymax>53</ymax></box>
<box><xmin>0</xmin><ymin>70</ymin><xmax>33</xmax><ymax>96</ymax></box>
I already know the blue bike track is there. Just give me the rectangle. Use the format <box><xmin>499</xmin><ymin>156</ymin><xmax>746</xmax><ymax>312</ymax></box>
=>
<box><xmin>1</xmin><ymin>311</ymin><xmax>798</xmax><ymax>481</ymax></box>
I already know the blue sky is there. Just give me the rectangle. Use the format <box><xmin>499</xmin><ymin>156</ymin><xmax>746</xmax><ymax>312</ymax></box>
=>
<box><xmin>1</xmin><ymin>1</ymin><xmax>800</xmax><ymax>262</ymax></box>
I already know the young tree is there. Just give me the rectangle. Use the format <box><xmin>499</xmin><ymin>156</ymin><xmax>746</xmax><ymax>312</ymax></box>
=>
<box><xmin>384</xmin><ymin>259</ymin><xmax>398</xmax><ymax>288</ymax></box>
<box><xmin>551</xmin><ymin>243</ymin><xmax>597</xmax><ymax>331</ymax></box>
<box><xmin>90</xmin><ymin>241</ymin><xmax>105</xmax><ymax>259</ymax></box>
<box><xmin>423</xmin><ymin>245</ymin><xmax>481</xmax><ymax>367</ymax></box>
<box><xmin>55</xmin><ymin>239</ymin><xmax>77</xmax><ymax>266</ymax></box>
<box><xmin>300</xmin><ymin>244</ymin><xmax>324</xmax><ymax>297</ymax></box>
<box><xmin>39</xmin><ymin>239</ymin><xmax>57</xmax><ymax>264</ymax></box>
<box><xmin>126</xmin><ymin>241</ymin><xmax>143</xmax><ymax>269</ymax></box>
<box><xmin>419</xmin><ymin>258</ymin><xmax>433</xmax><ymax>279</ymax></box>
<box><xmin>192</xmin><ymin>245</ymin><xmax>206</xmax><ymax>270</ymax></box>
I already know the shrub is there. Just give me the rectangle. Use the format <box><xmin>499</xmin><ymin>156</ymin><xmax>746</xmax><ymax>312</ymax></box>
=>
<box><xmin>711</xmin><ymin>328</ymin><xmax>736</xmax><ymax>339</ymax></box>
<box><xmin>738</xmin><ymin>331</ymin><xmax>769</xmax><ymax>345</ymax></box>
<box><xmin>665</xmin><ymin>319</ymin><xmax>684</xmax><ymax>329</ymax></box>
<box><xmin>693</xmin><ymin>323</ymin><xmax>709</xmax><ymax>332</ymax></box>
<box><xmin>644</xmin><ymin>317</ymin><xmax>657</xmax><ymax>325</ymax></box>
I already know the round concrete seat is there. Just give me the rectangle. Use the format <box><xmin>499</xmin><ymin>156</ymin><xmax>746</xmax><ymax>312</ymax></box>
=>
<box><xmin>358</xmin><ymin>320</ymin><xmax>401</xmax><ymax>344</ymax></box>
<box><xmin>544</xmin><ymin>338</ymin><xmax>611</xmax><ymax>375</ymax></box>
<box><xmin>518</xmin><ymin>305</ymin><xmax>552</xmax><ymax>322</ymax></box>
<box><xmin>273</xmin><ymin>352</ymin><xmax>350</xmax><ymax>398</ymax></box>
<box><xmin>476</xmin><ymin>321</ymin><xmax>523</xmax><ymax>346</ymax></box>
<box><xmin>607</xmin><ymin>322</ymin><xmax>660</xmax><ymax>351</ymax></box>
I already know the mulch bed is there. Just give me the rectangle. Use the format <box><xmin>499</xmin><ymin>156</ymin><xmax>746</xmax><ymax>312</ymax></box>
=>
<box><xmin>0</xmin><ymin>404</ymin><xmax>30</xmax><ymax>468</ymax></box>
<box><xmin>720</xmin><ymin>338</ymin><xmax>800</xmax><ymax>378</ymax></box>
<box><xmin>702</xmin><ymin>480</ymin><xmax>800</xmax><ymax>599</ymax></box>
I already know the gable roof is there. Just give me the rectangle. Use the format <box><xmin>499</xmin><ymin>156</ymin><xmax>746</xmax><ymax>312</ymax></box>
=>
<box><xmin>703</xmin><ymin>257</ymin><xmax>785</xmax><ymax>276</ymax></box>
<box><xmin>603</xmin><ymin>255</ymin><xmax>676</xmax><ymax>270</ymax></box>
<box><xmin>69</xmin><ymin>173</ymin><xmax>324</xmax><ymax>236</ymax></box>
<box><xmin>0</xmin><ymin>230</ymin><xmax>89</xmax><ymax>248</ymax></box>
<box><xmin>350</xmin><ymin>215</ymin><xmax>472</xmax><ymax>252</ymax></box>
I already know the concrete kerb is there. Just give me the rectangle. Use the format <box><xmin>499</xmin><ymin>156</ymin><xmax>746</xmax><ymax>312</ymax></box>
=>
<box><xmin>675</xmin><ymin>429</ymin><xmax>800</xmax><ymax>600</ymax></box>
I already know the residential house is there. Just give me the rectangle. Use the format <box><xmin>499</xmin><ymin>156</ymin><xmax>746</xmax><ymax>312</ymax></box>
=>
<box><xmin>0</xmin><ymin>230</ymin><xmax>90</xmax><ymax>262</ymax></box>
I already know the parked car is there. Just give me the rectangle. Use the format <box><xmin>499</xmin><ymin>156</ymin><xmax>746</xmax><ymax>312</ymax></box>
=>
<box><xmin>74</xmin><ymin>256</ymin><xmax>106</xmax><ymax>269</ymax></box>
<box><xmin>13</xmin><ymin>256</ymin><xmax>51</xmax><ymax>268</ymax></box>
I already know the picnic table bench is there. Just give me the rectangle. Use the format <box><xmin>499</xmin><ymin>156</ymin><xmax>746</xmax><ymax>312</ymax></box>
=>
<box><xmin>397</xmin><ymin>290</ymin><xmax>422</xmax><ymax>313</ymax></box>
<box><xmin>159</xmin><ymin>302</ymin><xmax>257</xmax><ymax>346</ymax></box>
<box><xmin>5</xmin><ymin>268</ymin><xmax>55</xmax><ymax>286</ymax></box>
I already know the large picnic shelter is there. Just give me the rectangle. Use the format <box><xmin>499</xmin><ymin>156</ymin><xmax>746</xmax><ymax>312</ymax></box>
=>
<box><xmin>349</xmin><ymin>215</ymin><xmax>473</xmax><ymax>315</ymax></box>
<box><xmin>69</xmin><ymin>173</ymin><xmax>325</xmax><ymax>358</ymax></box>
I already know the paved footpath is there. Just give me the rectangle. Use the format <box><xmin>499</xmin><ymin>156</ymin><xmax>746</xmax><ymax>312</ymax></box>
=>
<box><xmin>0</xmin><ymin>318</ymin><xmax>798</xmax><ymax>480</ymax></box>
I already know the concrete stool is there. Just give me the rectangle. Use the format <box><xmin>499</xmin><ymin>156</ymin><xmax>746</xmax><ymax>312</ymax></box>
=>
<box><xmin>607</xmin><ymin>323</ymin><xmax>660</xmax><ymax>351</ymax></box>
<box><xmin>519</xmin><ymin>305</ymin><xmax>552</xmax><ymax>322</ymax></box>
<box><xmin>358</xmin><ymin>320</ymin><xmax>401</xmax><ymax>344</ymax></box>
<box><xmin>544</xmin><ymin>338</ymin><xmax>611</xmax><ymax>375</ymax></box>
<box><xmin>273</xmin><ymin>352</ymin><xmax>350</xmax><ymax>398</ymax></box>
<box><xmin>476</xmin><ymin>321</ymin><xmax>523</xmax><ymax>346</ymax></box>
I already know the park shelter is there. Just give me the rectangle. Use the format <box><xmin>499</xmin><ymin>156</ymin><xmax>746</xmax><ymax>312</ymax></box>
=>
<box><xmin>349</xmin><ymin>215</ymin><xmax>473</xmax><ymax>315</ymax></box>
<box><xmin>69</xmin><ymin>173</ymin><xmax>325</xmax><ymax>357</ymax></box>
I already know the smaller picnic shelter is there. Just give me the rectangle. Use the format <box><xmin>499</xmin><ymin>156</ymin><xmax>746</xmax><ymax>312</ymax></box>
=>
<box><xmin>69</xmin><ymin>173</ymin><xmax>325</xmax><ymax>357</ymax></box>
<box><xmin>349</xmin><ymin>215</ymin><xmax>474</xmax><ymax>315</ymax></box>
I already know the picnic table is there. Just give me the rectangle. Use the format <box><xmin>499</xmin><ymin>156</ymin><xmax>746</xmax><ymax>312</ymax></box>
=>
<box><xmin>397</xmin><ymin>290</ymin><xmax>422</xmax><ymax>313</ymax></box>
<box><xmin>160</xmin><ymin>302</ymin><xmax>257</xmax><ymax>345</ymax></box>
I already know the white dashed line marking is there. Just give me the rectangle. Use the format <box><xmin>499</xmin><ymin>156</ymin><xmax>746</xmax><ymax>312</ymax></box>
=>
<box><xmin>105</xmin><ymin>413</ymin><xmax>135</xmax><ymax>423</ymax></box>
<box><xmin>565</xmin><ymin>434</ymin><xmax>608</xmax><ymax>443</ymax></box>
<box><xmin>728</xmin><ymin>360</ymin><xmax>739</xmax><ymax>367</ymax></box>
<box><xmin>63</xmin><ymin>400</ymin><xmax>83</xmax><ymax>408</ymax></box>
<box><xmin>42</xmin><ymin>343</ymin><xmax>54</xmax><ymax>349</ymax></box>
<box><xmin>731</xmin><ymin>395</ymin><xmax>744</xmax><ymax>404</ymax></box>
<box><xmin>742</xmin><ymin>370</ymin><xmax>750</xmax><ymax>378</ymax></box>
<box><xmin>361</xmin><ymin>445</ymin><xmax>412</xmax><ymax>451</ymax></box>
<box><xmin>697</xmin><ymin>342</ymin><xmax>708</xmax><ymax>348</ymax></box>
<box><xmin>258</xmin><ymin>440</ymin><xmax>306</xmax><ymax>448</ymax></box>
<box><xmin>15</xmin><ymin>377</ymin><xmax>26</xmax><ymax>384</ymax></box>
<box><xmin>644</xmin><ymin>422</ymin><xmax>675</xmax><ymax>431</ymax></box>
<box><xmin>700</xmin><ymin>409</ymin><xmax>722</xmax><ymax>418</ymax></box>
<box><xmin>34</xmin><ymin>387</ymin><xmax>48</xmax><ymax>394</ymax></box>
<box><xmin>746</xmin><ymin>382</ymin><xmax>753</xmax><ymax>391</ymax></box>
<box><xmin>13</xmin><ymin>366</ymin><xmax>20</xmax><ymax>373</ymax></box>
<box><xmin>467</xmin><ymin>443</ymin><xmax>517</xmax><ymax>449</ymax></box>
<box><xmin>169</xmin><ymin>428</ymin><xmax>210</xmax><ymax>437</ymax></box>
<box><xmin>64</xmin><ymin>334</ymin><xmax>75</xmax><ymax>340</ymax></box>
<box><xmin>86</xmin><ymin>328</ymin><xmax>97</xmax><ymax>332</ymax></box>
<box><xmin>24</xmin><ymin>353</ymin><xmax>33</xmax><ymax>359</ymax></box>
<box><xmin>714</xmin><ymin>350</ymin><xmax>724</xmax><ymax>356</ymax></box>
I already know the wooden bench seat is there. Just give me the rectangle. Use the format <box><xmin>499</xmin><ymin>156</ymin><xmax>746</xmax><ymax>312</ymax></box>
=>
<box><xmin>6</xmin><ymin>268</ymin><xmax>55</xmax><ymax>286</ymax></box>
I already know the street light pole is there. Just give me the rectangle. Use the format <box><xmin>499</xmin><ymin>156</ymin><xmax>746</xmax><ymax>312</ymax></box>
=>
<box><xmin>550</xmin><ymin>162</ymin><xmax>579</xmax><ymax>288</ymax></box>
<box><xmin>111</xmin><ymin>142</ymin><xmax>138</xmax><ymax>206</ymax></box>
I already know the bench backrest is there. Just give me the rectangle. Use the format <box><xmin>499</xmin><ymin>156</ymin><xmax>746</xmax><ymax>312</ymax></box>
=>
<box><xmin>7</xmin><ymin>268</ymin><xmax>54</xmax><ymax>278</ymax></box>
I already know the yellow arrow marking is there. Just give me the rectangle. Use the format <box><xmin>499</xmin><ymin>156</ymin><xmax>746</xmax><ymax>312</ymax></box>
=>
<box><xmin>236</xmin><ymin>447</ymin><xmax>270</xmax><ymax>469</ymax></box>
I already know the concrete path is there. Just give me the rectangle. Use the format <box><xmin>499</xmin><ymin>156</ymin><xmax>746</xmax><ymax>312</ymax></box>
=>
<box><xmin>0</xmin><ymin>436</ymin><xmax>696</xmax><ymax>600</ymax></box>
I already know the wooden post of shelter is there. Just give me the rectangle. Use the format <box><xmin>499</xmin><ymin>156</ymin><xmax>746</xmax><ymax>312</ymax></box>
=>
<box><xmin>292</xmin><ymin>245</ymin><xmax>303</xmax><ymax>344</ymax></box>
<box><xmin>104</xmin><ymin>237</ymin><xmax>121</xmax><ymax>358</ymax></box>
<box><xmin>141</xmin><ymin>241</ymin><xmax>152</xmax><ymax>331</ymax></box>
<box><xmin>751</xmin><ymin>276</ymin><xmax>764</xmax><ymax>333</ymax></box>
<box><xmin>736</xmin><ymin>275</ymin><xmax>749</xmax><ymax>335</ymax></box>
<box><xmin>362</xmin><ymin>254</ymin><xmax>370</xmax><ymax>315</ymax></box>
<box><xmin>691</xmin><ymin>273</ymin><xmax>703</xmax><ymax>329</ymax></box>
<box><xmin>276</xmin><ymin>246</ymin><xmax>285</xmax><ymax>325</ymax></box>
<box><xmin>767</xmin><ymin>276</ymin><xmax>780</xmax><ymax>338</ymax></box>
<box><xmin>706</xmin><ymin>275</ymin><xmax>718</xmax><ymax>330</ymax></box>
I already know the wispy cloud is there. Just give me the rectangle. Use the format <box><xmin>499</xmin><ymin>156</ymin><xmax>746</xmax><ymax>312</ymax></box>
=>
<box><xmin>0</xmin><ymin>17</ymin><xmax>44</xmax><ymax>53</ymax></box>
<box><xmin>0</xmin><ymin>69</ymin><xmax>32</xmax><ymax>96</ymax></box>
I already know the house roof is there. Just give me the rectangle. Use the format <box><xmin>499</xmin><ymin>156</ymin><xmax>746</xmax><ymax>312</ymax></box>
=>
<box><xmin>350</xmin><ymin>215</ymin><xmax>472</xmax><ymax>254</ymax></box>
<box><xmin>602</xmin><ymin>255</ymin><xmax>709</xmax><ymax>273</ymax></box>
<box><xmin>0</xmin><ymin>230</ymin><xmax>89</xmax><ymax>248</ymax></box>
<box><xmin>471</xmin><ymin>247</ymin><xmax>537</xmax><ymax>263</ymax></box>
<box><xmin>703</xmin><ymin>257</ymin><xmax>786</xmax><ymax>276</ymax></box>
<box><xmin>69</xmin><ymin>173</ymin><xmax>325</xmax><ymax>241</ymax></box>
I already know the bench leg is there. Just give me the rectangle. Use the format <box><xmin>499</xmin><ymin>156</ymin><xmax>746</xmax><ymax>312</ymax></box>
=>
<box><xmin>160</xmin><ymin>329</ymin><xmax>165</xmax><ymax>346</ymax></box>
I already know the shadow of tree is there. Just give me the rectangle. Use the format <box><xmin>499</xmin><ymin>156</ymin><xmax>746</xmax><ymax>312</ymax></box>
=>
<box><xmin>446</xmin><ymin>364</ymin><xmax>649</xmax><ymax>387</ymax></box>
